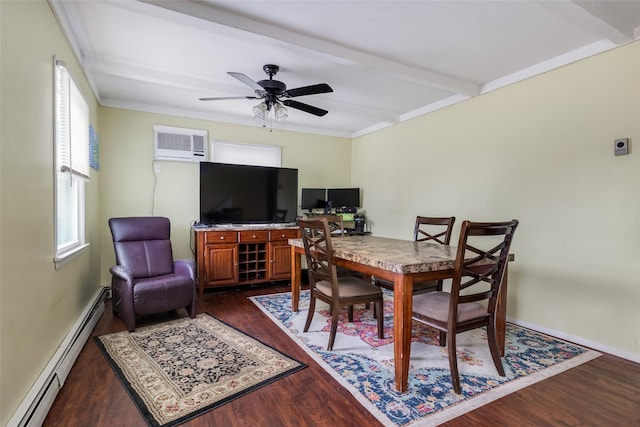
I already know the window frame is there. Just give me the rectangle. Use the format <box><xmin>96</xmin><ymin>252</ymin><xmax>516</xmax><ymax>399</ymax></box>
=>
<box><xmin>53</xmin><ymin>57</ymin><xmax>90</xmax><ymax>269</ymax></box>
<box><xmin>211</xmin><ymin>140</ymin><xmax>282</xmax><ymax>167</ymax></box>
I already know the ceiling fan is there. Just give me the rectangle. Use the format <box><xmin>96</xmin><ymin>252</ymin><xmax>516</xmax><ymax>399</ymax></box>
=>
<box><xmin>199</xmin><ymin>64</ymin><xmax>333</xmax><ymax>120</ymax></box>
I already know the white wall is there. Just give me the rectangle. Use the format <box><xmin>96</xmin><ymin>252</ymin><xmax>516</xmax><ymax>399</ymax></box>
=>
<box><xmin>352</xmin><ymin>41</ymin><xmax>640</xmax><ymax>358</ymax></box>
<box><xmin>98</xmin><ymin>107</ymin><xmax>352</xmax><ymax>285</ymax></box>
<box><xmin>0</xmin><ymin>1</ymin><xmax>102</xmax><ymax>424</ymax></box>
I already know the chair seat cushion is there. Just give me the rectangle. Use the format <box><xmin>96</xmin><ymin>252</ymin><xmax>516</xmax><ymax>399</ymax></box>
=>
<box><xmin>133</xmin><ymin>273</ymin><xmax>194</xmax><ymax>315</ymax></box>
<box><xmin>412</xmin><ymin>291</ymin><xmax>486</xmax><ymax>323</ymax></box>
<box><xmin>316</xmin><ymin>276</ymin><xmax>382</xmax><ymax>298</ymax></box>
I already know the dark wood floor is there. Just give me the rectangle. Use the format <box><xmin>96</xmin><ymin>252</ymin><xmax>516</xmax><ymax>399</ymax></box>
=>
<box><xmin>44</xmin><ymin>282</ymin><xmax>640</xmax><ymax>427</ymax></box>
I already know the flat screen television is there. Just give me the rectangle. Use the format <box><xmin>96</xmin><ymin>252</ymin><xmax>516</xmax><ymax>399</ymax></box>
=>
<box><xmin>199</xmin><ymin>162</ymin><xmax>298</xmax><ymax>225</ymax></box>
<box><xmin>300</xmin><ymin>188</ymin><xmax>326</xmax><ymax>212</ymax></box>
<box><xmin>327</xmin><ymin>188</ymin><xmax>360</xmax><ymax>208</ymax></box>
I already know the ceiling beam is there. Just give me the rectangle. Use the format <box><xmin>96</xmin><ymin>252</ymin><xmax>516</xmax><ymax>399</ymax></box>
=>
<box><xmin>139</xmin><ymin>0</ymin><xmax>480</xmax><ymax>97</ymax></box>
<box><xmin>541</xmin><ymin>0</ymin><xmax>637</xmax><ymax>45</ymax></box>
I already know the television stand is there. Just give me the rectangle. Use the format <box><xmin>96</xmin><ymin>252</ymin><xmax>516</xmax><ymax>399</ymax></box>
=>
<box><xmin>193</xmin><ymin>224</ymin><xmax>300</xmax><ymax>299</ymax></box>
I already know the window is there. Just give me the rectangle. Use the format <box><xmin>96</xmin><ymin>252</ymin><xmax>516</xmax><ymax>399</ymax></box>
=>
<box><xmin>212</xmin><ymin>140</ymin><xmax>281</xmax><ymax>167</ymax></box>
<box><xmin>54</xmin><ymin>57</ymin><xmax>90</xmax><ymax>268</ymax></box>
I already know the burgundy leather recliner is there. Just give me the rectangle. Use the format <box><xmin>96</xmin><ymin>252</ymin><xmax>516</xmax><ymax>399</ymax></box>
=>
<box><xmin>108</xmin><ymin>216</ymin><xmax>197</xmax><ymax>331</ymax></box>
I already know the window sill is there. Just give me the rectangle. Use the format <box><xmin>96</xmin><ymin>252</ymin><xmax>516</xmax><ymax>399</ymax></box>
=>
<box><xmin>54</xmin><ymin>243</ymin><xmax>90</xmax><ymax>269</ymax></box>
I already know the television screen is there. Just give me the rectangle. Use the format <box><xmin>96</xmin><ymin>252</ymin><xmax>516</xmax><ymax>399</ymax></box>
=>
<box><xmin>301</xmin><ymin>188</ymin><xmax>326</xmax><ymax>211</ymax></box>
<box><xmin>327</xmin><ymin>188</ymin><xmax>360</xmax><ymax>208</ymax></box>
<box><xmin>199</xmin><ymin>162</ymin><xmax>298</xmax><ymax>225</ymax></box>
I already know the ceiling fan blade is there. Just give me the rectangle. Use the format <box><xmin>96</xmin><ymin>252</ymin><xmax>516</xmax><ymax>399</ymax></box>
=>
<box><xmin>228</xmin><ymin>72</ymin><xmax>264</xmax><ymax>92</ymax></box>
<box><xmin>285</xmin><ymin>83</ymin><xmax>333</xmax><ymax>98</ymax></box>
<box><xmin>282</xmin><ymin>100</ymin><xmax>328</xmax><ymax>116</ymax></box>
<box><xmin>199</xmin><ymin>96</ymin><xmax>258</xmax><ymax>101</ymax></box>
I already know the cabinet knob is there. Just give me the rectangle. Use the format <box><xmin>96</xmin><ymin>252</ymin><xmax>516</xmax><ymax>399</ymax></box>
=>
<box><xmin>252</xmin><ymin>234</ymin><xmax>256</xmax><ymax>238</ymax></box>
<box><xmin>281</xmin><ymin>233</ymin><xmax>285</xmax><ymax>238</ymax></box>
<box><xmin>220</xmin><ymin>236</ymin><xmax>225</xmax><ymax>240</ymax></box>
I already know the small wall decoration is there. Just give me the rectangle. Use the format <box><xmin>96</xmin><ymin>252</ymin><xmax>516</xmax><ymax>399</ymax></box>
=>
<box><xmin>90</xmin><ymin>124</ymin><xmax>99</xmax><ymax>170</ymax></box>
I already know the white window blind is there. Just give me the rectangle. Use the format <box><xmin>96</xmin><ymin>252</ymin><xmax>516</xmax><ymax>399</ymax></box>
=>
<box><xmin>56</xmin><ymin>59</ymin><xmax>90</xmax><ymax>180</ymax></box>
<box><xmin>54</xmin><ymin>57</ymin><xmax>90</xmax><ymax>267</ymax></box>
<box><xmin>212</xmin><ymin>141</ymin><xmax>281</xmax><ymax>167</ymax></box>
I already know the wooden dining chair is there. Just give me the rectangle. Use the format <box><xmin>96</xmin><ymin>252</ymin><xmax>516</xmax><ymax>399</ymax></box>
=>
<box><xmin>412</xmin><ymin>219</ymin><xmax>519</xmax><ymax>394</ymax></box>
<box><xmin>375</xmin><ymin>216</ymin><xmax>456</xmax><ymax>294</ymax></box>
<box><xmin>299</xmin><ymin>217</ymin><xmax>384</xmax><ymax>351</ymax></box>
<box><xmin>325</xmin><ymin>214</ymin><xmax>346</xmax><ymax>237</ymax></box>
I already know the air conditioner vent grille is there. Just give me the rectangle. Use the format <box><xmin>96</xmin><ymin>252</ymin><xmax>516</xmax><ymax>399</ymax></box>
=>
<box><xmin>157</xmin><ymin>132</ymin><xmax>192</xmax><ymax>151</ymax></box>
<box><xmin>193</xmin><ymin>135</ymin><xmax>205</xmax><ymax>152</ymax></box>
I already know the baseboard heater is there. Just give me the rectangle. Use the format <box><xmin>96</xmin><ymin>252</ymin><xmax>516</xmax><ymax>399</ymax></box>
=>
<box><xmin>7</xmin><ymin>286</ymin><xmax>108</xmax><ymax>427</ymax></box>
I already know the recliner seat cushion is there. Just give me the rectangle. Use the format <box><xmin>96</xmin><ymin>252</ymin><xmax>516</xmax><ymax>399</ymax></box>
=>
<box><xmin>133</xmin><ymin>273</ymin><xmax>194</xmax><ymax>315</ymax></box>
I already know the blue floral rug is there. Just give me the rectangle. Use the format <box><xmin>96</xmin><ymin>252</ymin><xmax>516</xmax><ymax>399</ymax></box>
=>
<box><xmin>250</xmin><ymin>290</ymin><xmax>600</xmax><ymax>427</ymax></box>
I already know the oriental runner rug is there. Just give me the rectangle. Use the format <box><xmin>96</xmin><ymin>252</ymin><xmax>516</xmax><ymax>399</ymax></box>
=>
<box><xmin>250</xmin><ymin>290</ymin><xmax>600</xmax><ymax>427</ymax></box>
<box><xmin>95</xmin><ymin>313</ymin><xmax>305</xmax><ymax>427</ymax></box>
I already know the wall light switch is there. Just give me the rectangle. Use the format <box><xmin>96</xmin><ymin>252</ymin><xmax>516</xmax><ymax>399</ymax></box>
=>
<box><xmin>614</xmin><ymin>138</ymin><xmax>630</xmax><ymax>156</ymax></box>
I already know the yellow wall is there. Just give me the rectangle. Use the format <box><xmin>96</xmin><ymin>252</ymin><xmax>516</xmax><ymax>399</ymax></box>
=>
<box><xmin>97</xmin><ymin>109</ymin><xmax>352</xmax><ymax>286</ymax></box>
<box><xmin>353</xmin><ymin>41</ymin><xmax>640</xmax><ymax>356</ymax></box>
<box><xmin>0</xmin><ymin>1</ymin><xmax>101</xmax><ymax>423</ymax></box>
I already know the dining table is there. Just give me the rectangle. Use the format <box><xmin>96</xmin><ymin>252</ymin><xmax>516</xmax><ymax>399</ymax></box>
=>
<box><xmin>288</xmin><ymin>235</ymin><xmax>512</xmax><ymax>393</ymax></box>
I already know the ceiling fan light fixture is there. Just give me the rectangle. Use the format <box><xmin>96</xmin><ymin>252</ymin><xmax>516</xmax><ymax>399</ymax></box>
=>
<box><xmin>274</xmin><ymin>102</ymin><xmax>288</xmax><ymax>121</ymax></box>
<box><xmin>252</xmin><ymin>101</ymin><xmax>268</xmax><ymax>120</ymax></box>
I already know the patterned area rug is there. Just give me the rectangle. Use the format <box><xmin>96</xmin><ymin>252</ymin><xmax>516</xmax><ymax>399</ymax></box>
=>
<box><xmin>250</xmin><ymin>290</ymin><xmax>600</xmax><ymax>427</ymax></box>
<box><xmin>95</xmin><ymin>313</ymin><xmax>305</xmax><ymax>427</ymax></box>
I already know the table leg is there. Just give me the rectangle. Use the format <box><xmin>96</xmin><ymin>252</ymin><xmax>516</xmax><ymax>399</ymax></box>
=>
<box><xmin>291</xmin><ymin>245</ymin><xmax>301</xmax><ymax>312</ymax></box>
<box><xmin>393</xmin><ymin>274</ymin><xmax>413</xmax><ymax>392</ymax></box>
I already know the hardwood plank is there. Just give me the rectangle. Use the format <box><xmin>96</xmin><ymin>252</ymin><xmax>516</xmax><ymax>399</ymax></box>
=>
<box><xmin>44</xmin><ymin>283</ymin><xmax>640</xmax><ymax>426</ymax></box>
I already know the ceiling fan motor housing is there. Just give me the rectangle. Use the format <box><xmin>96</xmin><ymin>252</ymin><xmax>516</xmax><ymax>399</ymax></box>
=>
<box><xmin>258</xmin><ymin>79</ymin><xmax>286</xmax><ymax>95</ymax></box>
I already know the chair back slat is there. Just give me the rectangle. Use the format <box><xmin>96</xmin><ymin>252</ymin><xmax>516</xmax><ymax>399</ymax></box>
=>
<box><xmin>413</xmin><ymin>216</ymin><xmax>456</xmax><ymax>245</ymax></box>
<box><xmin>298</xmin><ymin>218</ymin><xmax>338</xmax><ymax>291</ymax></box>
<box><xmin>450</xmin><ymin>219</ymin><xmax>519</xmax><ymax>323</ymax></box>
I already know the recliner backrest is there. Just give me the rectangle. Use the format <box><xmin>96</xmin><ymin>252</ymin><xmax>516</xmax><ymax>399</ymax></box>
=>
<box><xmin>109</xmin><ymin>217</ymin><xmax>174</xmax><ymax>278</ymax></box>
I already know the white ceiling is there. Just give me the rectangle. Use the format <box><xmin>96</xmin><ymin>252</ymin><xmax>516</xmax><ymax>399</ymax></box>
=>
<box><xmin>51</xmin><ymin>0</ymin><xmax>640</xmax><ymax>138</ymax></box>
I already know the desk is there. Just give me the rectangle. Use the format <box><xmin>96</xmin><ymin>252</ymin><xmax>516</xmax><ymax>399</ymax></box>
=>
<box><xmin>289</xmin><ymin>235</ymin><xmax>511</xmax><ymax>393</ymax></box>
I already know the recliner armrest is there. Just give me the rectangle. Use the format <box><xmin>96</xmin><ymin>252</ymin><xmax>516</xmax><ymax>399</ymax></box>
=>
<box><xmin>110</xmin><ymin>265</ymin><xmax>133</xmax><ymax>282</ymax></box>
<box><xmin>174</xmin><ymin>259</ymin><xmax>196</xmax><ymax>282</ymax></box>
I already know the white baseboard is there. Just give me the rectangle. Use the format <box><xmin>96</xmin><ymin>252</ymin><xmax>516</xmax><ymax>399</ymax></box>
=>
<box><xmin>6</xmin><ymin>286</ymin><xmax>108</xmax><ymax>427</ymax></box>
<box><xmin>507</xmin><ymin>316</ymin><xmax>640</xmax><ymax>364</ymax></box>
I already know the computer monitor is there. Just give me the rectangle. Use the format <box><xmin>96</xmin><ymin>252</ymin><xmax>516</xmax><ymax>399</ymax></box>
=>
<box><xmin>301</xmin><ymin>188</ymin><xmax>326</xmax><ymax>212</ymax></box>
<box><xmin>327</xmin><ymin>188</ymin><xmax>360</xmax><ymax>209</ymax></box>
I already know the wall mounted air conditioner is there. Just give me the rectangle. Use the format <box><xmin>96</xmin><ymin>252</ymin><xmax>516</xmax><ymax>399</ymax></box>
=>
<box><xmin>153</xmin><ymin>125</ymin><xmax>208</xmax><ymax>162</ymax></box>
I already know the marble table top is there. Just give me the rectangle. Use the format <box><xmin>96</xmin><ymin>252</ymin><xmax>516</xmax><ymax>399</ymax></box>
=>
<box><xmin>288</xmin><ymin>235</ymin><xmax>457</xmax><ymax>274</ymax></box>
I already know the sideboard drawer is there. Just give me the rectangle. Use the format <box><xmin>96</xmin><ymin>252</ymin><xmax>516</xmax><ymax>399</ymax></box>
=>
<box><xmin>204</xmin><ymin>231</ymin><xmax>238</xmax><ymax>244</ymax></box>
<box><xmin>269</xmin><ymin>229</ymin><xmax>299</xmax><ymax>242</ymax></box>
<box><xmin>239</xmin><ymin>230</ymin><xmax>269</xmax><ymax>243</ymax></box>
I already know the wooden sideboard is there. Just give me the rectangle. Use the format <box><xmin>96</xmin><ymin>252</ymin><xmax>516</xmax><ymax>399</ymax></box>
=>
<box><xmin>193</xmin><ymin>225</ymin><xmax>300</xmax><ymax>298</ymax></box>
